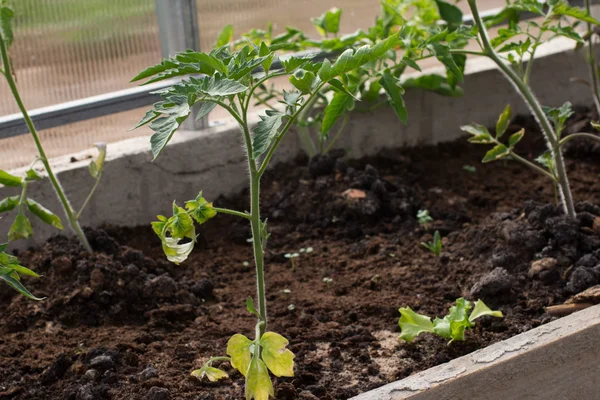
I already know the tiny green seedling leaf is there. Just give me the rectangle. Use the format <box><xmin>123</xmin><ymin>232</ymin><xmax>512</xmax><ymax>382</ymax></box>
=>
<box><xmin>421</xmin><ymin>230</ymin><xmax>442</xmax><ymax>256</ymax></box>
<box><xmin>259</xmin><ymin>332</ymin><xmax>295</xmax><ymax>377</ymax></box>
<box><xmin>399</xmin><ymin>298</ymin><xmax>502</xmax><ymax>343</ymax></box>
<box><xmin>398</xmin><ymin>307</ymin><xmax>434</xmax><ymax>342</ymax></box>
<box><xmin>469</xmin><ymin>299</ymin><xmax>503</xmax><ymax>322</ymax></box>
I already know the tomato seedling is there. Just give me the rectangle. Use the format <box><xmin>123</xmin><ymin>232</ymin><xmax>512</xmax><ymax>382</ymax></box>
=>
<box><xmin>133</xmin><ymin>25</ymin><xmax>402</xmax><ymax>399</ymax></box>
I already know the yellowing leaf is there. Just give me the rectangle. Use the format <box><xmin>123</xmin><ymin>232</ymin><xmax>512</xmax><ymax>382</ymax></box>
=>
<box><xmin>185</xmin><ymin>192</ymin><xmax>217</xmax><ymax>224</ymax></box>
<box><xmin>8</xmin><ymin>214</ymin><xmax>33</xmax><ymax>241</ymax></box>
<box><xmin>259</xmin><ymin>332</ymin><xmax>294</xmax><ymax>377</ymax></box>
<box><xmin>245</xmin><ymin>356</ymin><xmax>274</xmax><ymax>400</ymax></box>
<box><xmin>227</xmin><ymin>334</ymin><xmax>253</xmax><ymax>376</ymax></box>
<box><xmin>191</xmin><ymin>365</ymin><xmax>229</xmax><ymax>382</ymax></box>
<box><xmin>398</xmin><ymin>307</ymin><xmax>434</xmax><ymax>342</ymax></box>
<box><xmin>496</xmin><ymin>104</ymin><xmax>512</xmax><ymax>138</ymax></box>
<box><xmin>161</xmin><ymin>237</ymin><xmax>195</xmax><ymax>265</ymax></box>
<box><xmin>469</xmin><ymin>299</ymin><xmax>503</xmax><ymax>322</ymax></box>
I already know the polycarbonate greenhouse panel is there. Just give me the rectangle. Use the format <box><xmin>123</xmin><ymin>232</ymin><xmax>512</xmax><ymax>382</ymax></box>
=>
<box><xmin>0</xmin><ymin>0</ymin><xmax>162</xmax><ymax>115</ymax></box>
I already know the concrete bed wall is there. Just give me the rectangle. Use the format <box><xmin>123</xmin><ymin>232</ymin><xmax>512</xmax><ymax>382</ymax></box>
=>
<box><xmin>0</xmin><ymin>36</ymin><xmax>595</xmax><ymax>247</ymax></box>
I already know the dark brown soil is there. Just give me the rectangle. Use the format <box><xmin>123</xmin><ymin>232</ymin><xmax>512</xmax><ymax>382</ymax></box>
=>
<box><xmin>0</xmin><ymin>110</ymin><xmax>599</xmax><ymax>400</ymax></box>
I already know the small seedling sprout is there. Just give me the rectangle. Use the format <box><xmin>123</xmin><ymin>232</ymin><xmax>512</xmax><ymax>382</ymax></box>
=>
<box><xmin>398</xmin><ymin>298</ymin><xmax>502</xmax><ymax>343</ymax></box>
<box><xmin>421</xmin><ymin>230</ymin><xmax>442</xmax><ymax>257</ymax></box>
<box><xmin>417</xmin><ymin>209</ymin><xmax>433</xmax><ymax>229</ymax></box>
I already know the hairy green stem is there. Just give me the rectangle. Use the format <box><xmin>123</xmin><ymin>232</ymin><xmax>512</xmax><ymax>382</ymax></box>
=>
<box><xmin>468</xmin><ymin>0</ymin><xmax>576</xmax><ymax>217</ymax></box>
<box><xmin>213</xmin><ymin>207</ymin><xmax>251</xmax><ymax>220</ymax></box>
<box><xmin>585</xmin><ymin>0</ymin><xmax>600</xmax><ymax>115</ymax></box>
<box><xmin>76</xmin><ymin>174</ymin><xmax>102</xmax><ymax>220</ymax></box>
<box><xmin>0</xmin><ymin>34</ymin><xmax>92</xmax><ymax>250</ymax></box>
<box><xmin>324</xmin><ymin>113</ymin><xmax>350</xmax><ymax>153</ymax></box>
<box><xmin>559</xmin><ymin>132</ymin><xmax>600</xmax><ymax>147</ymax></box>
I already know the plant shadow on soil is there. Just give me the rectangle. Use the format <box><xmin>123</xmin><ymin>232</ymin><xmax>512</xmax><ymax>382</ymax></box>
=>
<box><xmin>0</xmin><ymin>108</ymin><xmax>599</xmax><ymax>400</ymax></box>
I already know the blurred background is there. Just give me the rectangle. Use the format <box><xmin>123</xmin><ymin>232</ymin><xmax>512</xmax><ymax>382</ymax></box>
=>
<box><xmin>0</xmin><ymin>0</ymin><xmax>500</xmax><ymax>169</ymax></box>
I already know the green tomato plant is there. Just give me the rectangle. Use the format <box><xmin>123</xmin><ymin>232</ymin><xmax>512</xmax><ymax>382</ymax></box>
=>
<box><xmin>459</xmin><ymin>0</ymin><xmax>600</xmax><ymax>217</ymax></box>
<box><xmin>243</xmin><ymin>0</ymin><xmax>475</xmax><ymax>157</ymax></box>
<box><xmin>132</xmin><ymin>26</ymin><xmax>402</xmax><ymax>399</ymax></box>
<box><xmin>0</xmin><ymin>1</ymin><xmax>105</xmax><ymax>251</ymax></box>
<box><xmin>399</xmin><ymin>298</ymin><xmax>502</xmax><ymax>343</ymax></box>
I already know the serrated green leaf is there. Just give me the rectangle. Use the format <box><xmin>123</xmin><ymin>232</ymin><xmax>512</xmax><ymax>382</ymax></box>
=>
<box><xmin>168</xmin><ymin>203</ymin><xmax>195</xmax><ymax>239</ymax></box>
<box><xmin>258</xmin><ymin>42</ymin><xmax>274</xmax><ymax>73</ymax></box>
<box><xmin>380</xmin><ymin>69</ymin><xmax>407</xmax><ymax>124</ymax></box>
<box><xmin>289</xmin><ymin>69</ymin><xmax>317</xmax><ymax>94</ymax></box>
<box><xmin>149</xmin><ymin>114</ymin><xmax>189</xmax><ymax>160</ymax></box>
<box><xmin>435</xmin><ymin>0</ymin><xmax>463</xmax><ymax>25</ymax></box>
<box><xmin>551</xmin><ymin>2</ymin><xmax>600</xmax><ymax>25</ymax></box>
<box><xmin>329</xmin><ymin>78</ymin><xmax>357</xmax><ymax>99</ymax></box>
<box><xmin>281</xmin><ymin>55</ymin><xmax>316</xmax><ymax>73</ymax></box>
<box><xmin>321</xmin><ymin>91</ymin><xmax>354</xmax><ymax>135</ymax></box>
<box><xmin>508</xmin><ymin>128</ymin><xmax>525</xmax><ymax>148</ymax></box>
<box><xmin>191</xmin><ymin>365</ymin><xmax>229</xmax><ymax>382</ymax></box>
<box><xmin>185</xmin><ymin>192</ymin><xmax>217</xmax><ymax>224</ymax></box>
<box><xmin>0</xmin><ymin>170</ymin><xmax>21</xmax><ymax>187</ymax></box>
<box><xmin>25</xmin><ymin>199</ymin><xmax>63</xmax><ymax>230</ymax></box>
<box><xmin>312</xmin><ymin>7</ymin><xmax>342</xmax><ymax>37</ymax></box>
<box><xmin>428</xmin><ymin>43</ymin><xmax>463</xmax><ymax>83</ymax></box>
<box><xmin>403</xmin><ymin>74</ymin><xmax>463</xmax><ymax>97</ymax></box>
<box><xmin>0</xmin><ymin>4</ymin><xmax>14</xmax><ymax>47</ymax></box>
<box><xmin>0</xmin><ymin>195</ymin><xmax>18</xmax><ymax>213</ymax></box>
<box><xmin>482</xmin><ymin>144</ymin><xmax>510</xmax><ymax>163</ymax></box>
<box><xmin>496</xmin><ymin>105</ymin><xmax>512</xmax><ymax>138</ymax></box>
<box><xmin>398</xmin><ymin>307</ymin><xmax>434</xmax><ymax>342</ymax></box>
<box><xmin>227</xmin><ymin>333</ymin><xmax>253</xmax><ymax>377</ymax></box>
<box><xmin>216</xmin><ymin>24</ymin><xmax>234</xmax><ymax>47</ymax></box>
<box><xmin>8</xmin><ymin>214</ymin><xmax>33</xmax><ymax>241</ymax></box>
<box><xmin>469</xmin><ymin>299</ymin><xmax>503</xmax><ymax>322</ymax></box>
<box><xmin>199</xmin><ymin>75</ymin><xmax>248</xmax><ymax>96</ymax></box>
<box><xmin>245</xmin><ymin>356</ymin><xmax>274</xmax><ymax>400</ymax></box>
<box><xmin>260</xmin><ymin>332</ymin><xmax>294</xmax><ymax>377</ymax></box>
<box><xmin>318</xmin><ymin>33</ymin><xmax>400</xmax><ymax>81</ymax></box>
<box><xmin>131</xmin><ymin>51</ymin><xmax>227</xmax><ymax>84</ymax></box>
<box><xmin>131</xmin><ymin>110</ymin><xmax>160</xmax><ymax>131</ymax></box>
<box><xmin>252</xmin><ymin>110</ymin><xmax>285</xmax><ymax>158</ymax></box>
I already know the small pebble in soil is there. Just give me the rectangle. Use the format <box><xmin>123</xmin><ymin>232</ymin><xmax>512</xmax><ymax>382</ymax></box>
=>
<box><xmin>470</xmin><ymin>267</ymin><xmax>514</xmax><ymax>300</ymax></box>
<box><xmin>89</xmin><ymin>355</ymin><xmax>115</xmax><ymax>371</ymax></box>
<box><xmin>139</xmin><ymin>366</ymin><xmax>159</xmax><ymax>381</ymax></box>
<box><xmin>147</xmin><ymin>386</ymin><xmax>170</xmax><ymax>400</ymax></box>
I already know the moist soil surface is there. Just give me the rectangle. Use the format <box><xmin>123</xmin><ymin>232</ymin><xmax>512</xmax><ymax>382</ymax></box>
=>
<box><xmin>1</xmin><ymin>110</ymin><xmax>600</xmax><ymax>400</ymax></box>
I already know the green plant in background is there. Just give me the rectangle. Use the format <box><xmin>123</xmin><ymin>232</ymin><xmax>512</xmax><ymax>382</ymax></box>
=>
<box><xmin>132</xmin><ymin>24</ymin><xmax>402</xmax><ymax>399</ymax></box>
<box><xmin>421</xmin><ymin>230</ymin><xmax>442</xmax><ymax>256</ymax></box>
<box><xmin>398</xmin><ymin>298</ymin><xmax>502</xmax><ymax>343</ymax></box>
<box><xmin>417</xmin><ymin>209</ymin><xmax>433</xmax><ymax>229</ymax></box>
<box><xmin>0</xmin><ymin>1</ymin><xmax>106</xmax><ymax>251</ymax></box>
<box><xmin>458</xmin><ymin>0</ymin><xmax>600</xmax><ymax>217</ymax></box>
<box><xmin>243</xmin><ymin>0</ymin><xmax>475</xmax><ymax>157</ymax></box>
<box><xmin>0</xmin><ymin>240</ymin><xmax>43</xmax><ymax>300</ymax></box>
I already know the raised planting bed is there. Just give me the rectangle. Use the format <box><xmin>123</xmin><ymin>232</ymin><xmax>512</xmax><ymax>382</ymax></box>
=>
<box><xmin>0</xmin><ymin>109</ymin><xmax>599</xmax><ymax>398</ymax></box>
